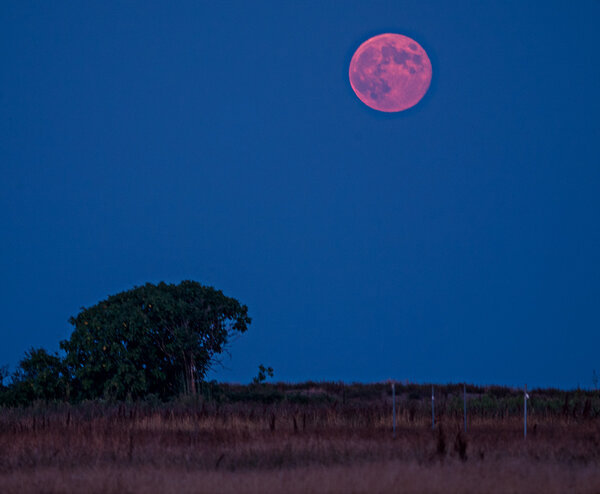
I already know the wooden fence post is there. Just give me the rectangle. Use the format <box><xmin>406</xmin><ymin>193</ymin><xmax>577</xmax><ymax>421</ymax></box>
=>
<box><xmin>392</xmin><ymin>382</ymin><xmax>396</xmax><ymax>438</ymax></box>
<box><xmin>463</xmin><ymin>383</ymin><xmax>467</xmax><ymax>433</ymax></box>
<box><xmin>431</xmin><ymin>385</ymin><xmax>435</xmax><ymax>429</ymax></box>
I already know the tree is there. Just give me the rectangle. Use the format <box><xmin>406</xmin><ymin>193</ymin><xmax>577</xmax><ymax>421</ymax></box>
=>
<box><xmin>0</xmin><ymin>365</ymin><xmax>8</xmax><ymax>387</ymax></box>
<box><xmin>61</xmin><ymin>281</ymin><xmax>250</xmax><ymax>400</ymax></box>
<box><xmin>252</xmin><ymin>364</ymin><xmax>274</xmax><ymax>385</ymax></box>
<box><xmin>9</xmin><ymin>348</ymin><xmax>69</xmax><ymax>403</ymax></box>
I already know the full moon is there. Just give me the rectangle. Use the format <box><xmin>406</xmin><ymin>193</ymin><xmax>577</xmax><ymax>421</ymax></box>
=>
<box><xmin>349</xmin><ymin>33</ymin><xmax>432</xmax><ymax>112</ymax></box>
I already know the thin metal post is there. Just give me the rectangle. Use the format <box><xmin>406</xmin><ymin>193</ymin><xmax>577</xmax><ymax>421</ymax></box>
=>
<box><xmin>463</xmin><ymin>383</ymin><xmax>467</xmax><ymax>433</ymax></box>
<box><xmin>392</xmin><ymin>382</ymin><xmax>396</xmax><ymax>438</ymax></box>
<box><xmin>431</xmin><ymin>385</ymin><xmax>435</xmax><ymax>429</ymax></box>
<box><xmin>524</xmin><ymin>384</ymin><xmax>528</xmax><ymax>440</ymax></box>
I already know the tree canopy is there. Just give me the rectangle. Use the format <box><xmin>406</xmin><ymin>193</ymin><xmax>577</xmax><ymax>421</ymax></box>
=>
<box><xmin>60</xmin><ymin>281</ymin><xmax>250</xmax><ymax>400</ymax></box>
<box><xmin>5</xmin><ymin>348</ymin><xmax>68</xmax><ymax>404</ymax></box>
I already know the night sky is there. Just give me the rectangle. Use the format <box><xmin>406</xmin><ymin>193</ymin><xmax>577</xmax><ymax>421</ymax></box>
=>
<box><xmin>2</xmin><ymin>1</ymin><xmax>599</xmax><ymax>389</ymax></box>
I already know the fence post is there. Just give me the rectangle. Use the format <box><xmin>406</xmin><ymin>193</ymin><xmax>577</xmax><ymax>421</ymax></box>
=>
<box><xmin>524</xmin><ymin>384</ymin><xmax>528</xmax><ymax>439</ymax></box>
<box><xmin>392</xmin><ymin>382</ymin><xmax>396</xmax><ymax>438</ymax></box>
<box><xmin>463</xmin><ymin>383</ymin><xmax>467</xmax><ymax>433</ymax></box>
<box><xmin>431</xmin><ymin>385</ymin><xmax>435</xmax><ymax>429</ymax></box>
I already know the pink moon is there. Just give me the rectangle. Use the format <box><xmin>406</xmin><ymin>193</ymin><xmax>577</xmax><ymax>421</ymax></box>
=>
<box><xmin>349</xmin><ymin>33</ymin><xmax>432</xmax><ymax>112</ymax></box>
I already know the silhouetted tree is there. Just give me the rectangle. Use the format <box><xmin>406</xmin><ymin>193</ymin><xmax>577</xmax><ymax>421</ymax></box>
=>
<box><xmin>61</xmin><ymin>281</ymin><xmax>250</xmax><ymax>400</ymax></box>
<box><xmin>252</xmin><ymin>364</ymin><xmax>274</xmax><ymax>385</ymax></box>
<box><xmin>8</xmin><ymin>348</ymin><xmax>69</xmax><ymax>403</ymax></box>
<box><xmin>0</xmin><ymin>365</ymin><xmax>8</xmax><ymax>387</ymax></box>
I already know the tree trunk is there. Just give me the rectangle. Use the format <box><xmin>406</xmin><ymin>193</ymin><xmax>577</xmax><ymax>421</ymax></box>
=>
<box><xmin>189</xmin><ymin>354</ymin><xmax>197</xmax><ymax>395</ymax></box>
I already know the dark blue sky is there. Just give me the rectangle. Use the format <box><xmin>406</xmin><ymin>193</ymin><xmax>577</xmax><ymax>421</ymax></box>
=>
<box><xmin>2</xmin><ymin>1</ymin><xmax>599</xmax><ymax>389</ymax></box>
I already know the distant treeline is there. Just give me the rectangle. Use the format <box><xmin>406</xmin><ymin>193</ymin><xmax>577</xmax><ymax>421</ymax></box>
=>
<box><xmin>194</xmin><ymin>381</ymin><xmax>600</xmax><ymax>420</ymax></box>
<box><xmin>2</xmin><ymin>378</ymin><xmax>600</xmax><ymax>421</ymax></box>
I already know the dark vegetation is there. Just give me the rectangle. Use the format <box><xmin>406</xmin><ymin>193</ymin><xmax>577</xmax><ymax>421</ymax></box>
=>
<box><xmin>3</xmin><ymin>280</ymin><xmax>600</xmax><ymax>491</ymax></box>
<box><xmin>0</xmin><ymin>280</ymin><xmax>250</xmax><ymax>406</ymax></box>
<box><xmin>1</xmin><ymin>382</ymin><xmax>600</xmax><ymax>493</ymax></box>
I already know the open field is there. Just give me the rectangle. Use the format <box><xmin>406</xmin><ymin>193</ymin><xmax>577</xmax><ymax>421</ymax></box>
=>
<box><xmin>1</xmin><ymin>382</ymin><xmax>599</xmax><ymax>493</ymax></box>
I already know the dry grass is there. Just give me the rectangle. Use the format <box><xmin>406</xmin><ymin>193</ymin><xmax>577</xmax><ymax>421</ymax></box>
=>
<box><xmin>1</xmin><ymin>385</ymin><xmax>599</xmax><ymax>493</ymax></box>
<box><xmin>4</xmin><ymin>460</ymin><xmax>600</xmax><ymax>494</ymax></box>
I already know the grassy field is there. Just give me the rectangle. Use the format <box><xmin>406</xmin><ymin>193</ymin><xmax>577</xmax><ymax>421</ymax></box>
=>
<box><xmin>1</xmin><ymin>382</ymin><xmax>599</xmax><ymax>493</ymax></box>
